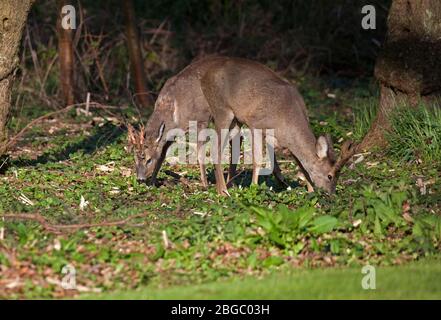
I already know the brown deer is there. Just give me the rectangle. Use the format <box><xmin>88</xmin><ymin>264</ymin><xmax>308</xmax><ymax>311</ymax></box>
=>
<box><xmin>200</xmin><ymin>57</ymin><xmax>356</xmax><ymax>195</ymax></box>
<box><xmin>127</xmin><ymin>56</ymin><xmax>287</xmax><ymax>187</ymax></box>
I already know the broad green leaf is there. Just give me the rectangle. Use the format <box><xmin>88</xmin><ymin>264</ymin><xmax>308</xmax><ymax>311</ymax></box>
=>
<box><xmin>330</xmin><ymin>239</ymin><xmax>341</xmax><ymax>254</ymax></box>
<box><xmin>262</xmin><ymin>256</ymin><xmax>284</xmax><ymax>267</ymax></box>
<box><xmin>296</xmin><ymin>206</ymin><xmax>315</xmax><ymax>228</ymax></box>
<box><xmin>309</xmin><ymin>215</ymin><xmax>338</xmax><ymax>234</ymax></box>
<box><xmin>374</xmin><ymin>214</ymin><xmax>383</xmax><ymax>236</ymax></box>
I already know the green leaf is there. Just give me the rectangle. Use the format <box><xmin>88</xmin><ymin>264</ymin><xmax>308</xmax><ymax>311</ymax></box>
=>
<box><xmin>435</xmin><ymin>217</ymin><xmax>441</xmax><ymax>240</ymax></box>
<box><xmin>412</xmin><ymin>221</ymin><xmax>424</xmax><ymax>237</ymax></box>
<box><xmin>330</xmin><ymin>239</ymin><xmax>341</xmax><ymax>254</ymax></box>
<box><xmin>309</xmin><ymin>215</ymin><xmax>338</xmax><ymax>234</ymax></box>
<box><xmin>268</xmin><ymin>231</ymin><xmax>285</xmax><ymax>247</ymax></box>
<box><xmin>262</xmin><ymin>256</ymin><xmax>284</xmax><ymax>267</ymax></box>
<box><xmin>374</xmin><ymin>214</ymin><xmax>383</xmax><ymax>236</ymax></box>
<box><xmin>295</xmin><ymin>206</ymin><xmax>315</xmax><ymax>229</ymax></box>
<box><xmin>293</xmin><ymin>242</ymin><xmax>305</xmax><ymax>254</ymax></box>
<box><xmin>149</xmin><ymin>243</ymin><xmax>165</xmax><ymax>262</ymax></box>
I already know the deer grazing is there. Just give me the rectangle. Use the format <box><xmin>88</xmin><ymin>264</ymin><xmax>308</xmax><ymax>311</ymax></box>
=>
<box><xmin>127</xmin><ymin>56</ymin><xmax>355</xmax><ymax>194</ymax></box>
<box><xmin>199</xmin><ymin>57</ymin><xmax>356</xmax><ymax>195</ymax></box>
<box><xmin>127</xmin><ymin>57</ymin><xmax>217</xmax><ymax>187</ymax></box>
<box><xmin>127</xmin><ymin>56</ymin><xmax>287</xmax><ymax>188</ymax></box>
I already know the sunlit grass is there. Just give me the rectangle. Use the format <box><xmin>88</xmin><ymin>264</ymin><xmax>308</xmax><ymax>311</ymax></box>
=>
<box><xmin>85</xmin><ymin>258</ymin><xmax>441</xmax><ymax>300</ymax></box>
<box><xmin>387</xmin><ymin>105</ymin><xmax>441</xmax><ymax>163</ymax></box>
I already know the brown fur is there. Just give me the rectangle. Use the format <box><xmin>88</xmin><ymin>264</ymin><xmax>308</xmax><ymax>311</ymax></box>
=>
<box><xmin>199</xmin><ymin>57</ymin><xmax>356</xmax><ymax>195</ymax></box>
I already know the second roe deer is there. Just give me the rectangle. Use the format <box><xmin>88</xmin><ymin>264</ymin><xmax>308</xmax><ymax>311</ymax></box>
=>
<box><xmin>200</xmin><ymin>57</ymin><xmax>356</xmax><ymax>195</ymax></box>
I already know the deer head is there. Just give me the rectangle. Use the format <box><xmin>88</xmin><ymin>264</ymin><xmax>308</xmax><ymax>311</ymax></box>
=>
<box><xmin>305</xmin><ymin>134</ymin><xmax>356</xmax><ymax>194</ymax></box>
<box><xmin>127</xmin><ymin>122</ymin><xmax>166</xmax><ymax>182</ymax></box>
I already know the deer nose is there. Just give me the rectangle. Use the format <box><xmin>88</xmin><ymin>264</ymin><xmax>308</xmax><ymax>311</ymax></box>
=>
<box><xmin>325</xmin><ymin>185</ymin><xmax>336</xmax><ymax>195</ymax></box>
<box><xmin>136</xmin><ymin>166</ymin><xmax>147</xmax><ymax>182</ymax></box>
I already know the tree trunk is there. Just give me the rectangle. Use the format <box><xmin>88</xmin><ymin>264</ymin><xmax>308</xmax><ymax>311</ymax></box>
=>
<box><xmin>360</xmin><ymin>0</ymin><xmax>441</xmax><ymax>150</ymax></box>
<box><xmin>0</xmin><ymin>0</ymin><xmax>34</xmax><ymax>156</ymax></box>
<box><xmin>57</xmin><ymin>0</ymin><xmax>75</xmax><ymax>107</ymax></box>
<box><xmin>122</xmin><ymin>0</ymin><xmax>151</xmax><ymax>109</ymax></box>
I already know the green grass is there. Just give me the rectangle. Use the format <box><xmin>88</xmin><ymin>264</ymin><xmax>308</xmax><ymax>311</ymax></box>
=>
<box><xmin>86</xmin><ymin>258</ymin><xmax>441</xmax><ymax>299</ymax></box>
<box><xmin>352</xmin><ymin>97</ymin><xmax>378</xmax><ymax>141</ymax></box>
<box><xmin>387</xmin><ymin>105</ymin><xmax>441</xmax><ymax>163</ymax></box>
<box><xmin>1</xmin><ymin>79</ymin><xmax>440</xmax><ymax>299</ymax></box>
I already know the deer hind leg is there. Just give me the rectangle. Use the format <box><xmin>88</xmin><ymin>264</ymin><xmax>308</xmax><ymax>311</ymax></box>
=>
<box><xmin>227</xmin><ymin>124</ymin><xmax>241</xmax><ymax>187</ymax></box>
<box><xmin>197</xmin><ymin>141</ymin><xmax>208</xmax><ymax>188</ymax></box>
<box><xmin>272</xmin><ymin>155</ymin><xmax>289</xmax><ymax>188</ymax></box>
<box><xmin>262</xmin><ymin>134</ymin><xmax>288</xmax><ymax>187</ymax></box>
<box><xmin>197</xmin><ymin>122</ymin><xmax>209</xmax><ymax>188</ymax></box>
<box><xmin>251</xmin><ymin>128</ymin><xmax>262</xmax><ymax>185</ymax></box>
<box><xmin>213</xmin><ymin>114</ymin><xmax>235</xmax><ymax>196</ymax></box>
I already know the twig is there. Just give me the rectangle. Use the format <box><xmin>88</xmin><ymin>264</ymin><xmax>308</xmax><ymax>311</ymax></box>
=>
<box><xmin>162</xmin><ymin>230</ymin><xmax>172</xmax><ymax>249</ymax></box>
<box><xmin>3</xmin><ymin>103</ymin><xmax>79</xmax><ymax>152</ymax></box>
<box><xmin>348</xmin><ymin>195</ymin><xmax>353</xmax><ymax>224</ymax></box>
<box><xmin>0</xmin><ymin>217</ymin><xmax>4</xmax><ymax>240</ymax></box>
<box><xmin>0</xmin><ymin>212</ymin><xmax>149</xmax><ymax>234</ymax></box>
<box><xmin>227</xmin><ymin>169</ymin><xmax>245</xmax><ymax>185</ymax></box>
<box><xmin>163</xmin><ymin>170</ymin><xmax>192</xmax><ymax>187</ymax></box>
<box><xmin>40</xmin><ymin>53</ymin><xmax>59</xmax><ymax>97</ymax></box>
<box><xmin>0</xmin><ymin>156</ymin><xmax>8</xmax><ymax>170</ymax></box>
<box><xmin>85</xmin><ymin>92</ymin><xmax>91</xmax><ymax>114</ymax></box>
<box><xmin>87</xmin><ymin>31</ymin><xmax>110</xmax><ymax>98</ymax></box>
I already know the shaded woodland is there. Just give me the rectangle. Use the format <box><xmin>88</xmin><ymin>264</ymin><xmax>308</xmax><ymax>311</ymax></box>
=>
<box><xmin>0</xmin><ymin>0</ymin><xmax>440</xmax><ymax>299</ymax></box>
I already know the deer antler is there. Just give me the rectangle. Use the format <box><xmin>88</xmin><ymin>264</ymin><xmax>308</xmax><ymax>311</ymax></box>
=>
<box><xmin>325</xmin><ymin>133</ymin><xmax>336</xmax><ymax>162</ymax></box>
<box><xmin>127</xmin><ymin>124</ymin><xmax>137</xmax><ymax>146</ymax></box>
<box><xmin>335</xmin><ymin>140</ymin><xmax>357</xmax><ymax>172</ymax></box>
<box><xmin>139</xmin><ymin>125</ymin><xmax>146</xmax><ymax>146</ymax></box>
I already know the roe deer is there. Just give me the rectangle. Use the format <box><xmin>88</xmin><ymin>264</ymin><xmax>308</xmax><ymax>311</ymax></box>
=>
<box><xmin>127</xmin><ymin>56</ymin><xmax>287</xmax><ymax>187</ymax></box>
<box><xmin>200</xmin><ymin>57</ymin><xmax>356</xmax><ymax>195</ymax></box>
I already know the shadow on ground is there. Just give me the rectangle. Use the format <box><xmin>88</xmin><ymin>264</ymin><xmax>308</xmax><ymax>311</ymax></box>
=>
<box><xmin>207</xmin><ymin>168</ymin><xmax>300</xmax><ymax>192</ymax></box>
<box><xmin>7</xmin><ymin>122</ymin><xmax>125</xmax><ymax>169</ymax></box>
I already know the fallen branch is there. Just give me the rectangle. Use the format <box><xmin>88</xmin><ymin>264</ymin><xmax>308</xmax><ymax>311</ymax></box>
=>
<box><xmin>226</xmin><ymin>169</ymin><xmax>245</xmax><ymax>186</ymax></box>
<box><xmin>163</xmin><ymin>170</ymin><xmax>192</xmax><ymax>187</ymax></box>
<box><xmin>3</xmin><ymin>103</ymin><xmax>80</xmax><ymax>153</ymax></box>
<box><xmin>0</xmin><ymin>212</ymin><xmax>149</xmax><ymax>234</ymax></box>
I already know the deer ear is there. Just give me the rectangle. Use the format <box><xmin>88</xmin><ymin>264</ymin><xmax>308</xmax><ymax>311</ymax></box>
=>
<box><xmin>325</xmin><ymin>133</ymin><xmax>336</xmax><ymax>162</ymax></box>
<box><xmin>316</xmin><ymin>136</ymin><xmax>329</xmax><ymax>159</ymax></box>
<box><xmin>156</xmin><ymin>122</ymin><xmax>165</xmax><ymax>142</ymax></box>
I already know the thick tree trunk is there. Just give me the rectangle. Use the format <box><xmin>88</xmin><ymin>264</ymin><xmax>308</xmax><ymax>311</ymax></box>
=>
<box><xmin>360</xmin><ymin>0</ymin><xmax>441</xmax><ymax>150</ymax></box>
<box><xmin>57</xmin><ymin>0</ymin><xmax>75</xmax><ymax>107</ymax></box>
<box><xmin>0</xmin><ymin>0</ymin><xmax>34</xmax><ymax>156</ymax></box>
<box><xmin>122</xmin><ymin>0</ymin><xmax>151</xmax><ymax>109</ymax></box>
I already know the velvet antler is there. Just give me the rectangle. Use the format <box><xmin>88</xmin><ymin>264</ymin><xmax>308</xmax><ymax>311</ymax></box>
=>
<box><xmin>334</xmin><ymin>140</ymin><xmax>357</xmax><ymax>172</ymax></box>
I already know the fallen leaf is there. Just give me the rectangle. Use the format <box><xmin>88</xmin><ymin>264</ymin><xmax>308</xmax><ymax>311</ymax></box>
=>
<box><xmin>79</xmin><ymin>195</ymin><xmax>89</xmax><ymax>211</ymax></box>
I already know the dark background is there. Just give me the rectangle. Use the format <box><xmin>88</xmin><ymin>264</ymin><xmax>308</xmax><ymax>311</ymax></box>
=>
<box><xmin>21</xmin><ymin>0</ymin><xmax>391</xmax><ymax>108</ymax></box>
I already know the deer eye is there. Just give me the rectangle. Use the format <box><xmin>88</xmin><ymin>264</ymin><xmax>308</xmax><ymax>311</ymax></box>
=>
<box><xmin>327</xmin><ymin>175</ymin><xmax>333</xmax><ymax>181</ymax></box>
<box><xmin>146</xmin><ymin>158</ymin><xmax>152</xmax><ymax>165</ymax></box>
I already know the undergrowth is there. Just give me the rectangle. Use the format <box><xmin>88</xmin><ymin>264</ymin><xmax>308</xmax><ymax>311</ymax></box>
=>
<box><xmin>387</xmin><ymin>105</ymin><xmax>441</xmax><ymax>164</ymax></box>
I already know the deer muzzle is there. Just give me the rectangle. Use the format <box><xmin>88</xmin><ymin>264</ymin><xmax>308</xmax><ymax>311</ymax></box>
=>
<box><xmin>136</xmin><ymin>164</ymin><xmax>147</xmax><ymax>182</ymax></box>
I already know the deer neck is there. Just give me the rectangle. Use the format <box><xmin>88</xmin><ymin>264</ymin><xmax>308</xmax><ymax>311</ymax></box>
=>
<box><xmin>282</xmin><ymin>131</ymin><xmax>320</xmax><ymax>179</ymax></box>
<box><xmin>145</xmin><ymin>110</ymin><xmax>177</xmax><ymax>150</ymax></box>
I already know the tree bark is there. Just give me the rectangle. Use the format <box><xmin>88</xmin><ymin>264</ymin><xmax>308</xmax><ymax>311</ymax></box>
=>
<box><xmin>0</xmin><ymin>0</ymin><xmax>34</xmax><ymax>156</ymax></box>
<box><xmin>57</xmin><ymin>0</ymin><xmax>75</xmax><ymax>107</ymax></box>
<box><xmin>122</xmin><ymin>0</ymin><xmax>151</xmax><ymax>109</ymax></box>
<box><xmin>360</xmin><ymin>0</ymin><xmax>441</xmax><ymax>150</ymax></box>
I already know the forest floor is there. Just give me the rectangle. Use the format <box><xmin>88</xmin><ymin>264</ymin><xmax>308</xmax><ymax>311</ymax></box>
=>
<box><xmin>0</xmin><ymin>76</ymin><xmax>440</xmax><ymax>299</ymax></box>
